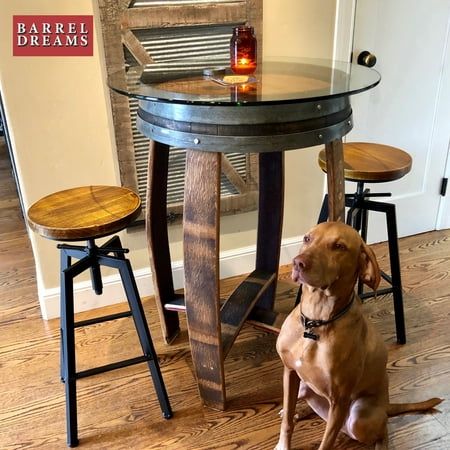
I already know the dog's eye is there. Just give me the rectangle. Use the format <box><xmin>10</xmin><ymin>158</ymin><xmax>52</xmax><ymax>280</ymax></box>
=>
<box><xmin>333</xmin><ymin>242</ymin><xmax>347</xmax><ymax>250</ymax></box>
<box><xmin>303</xmin><ymin>235</ymin><xmax>311</xmax><ymax>243</ymax></box>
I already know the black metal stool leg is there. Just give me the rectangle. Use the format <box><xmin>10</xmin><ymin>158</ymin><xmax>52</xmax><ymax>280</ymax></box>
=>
<box><xmin>102</xmin><ymin>235</ymin><xmax>123</xmax><ymax>256</ymax></box>
<box><xmin>87</xmin><ymin>240</ymin><xmax>103</xmax><ymax>295</ymax></box>
<box><xmin>357</xmin><ymin>201</ymin><xmax>369</xmax><ymax>296</ymax></box>
<box><xmin>360</xmin><ymin>203</ymin><xmax>369</xmax><ymax>243</ymax></box>
<box><xmin>60</xmin><ymin>249</ymin><xmax>71</xmax><ymax>382</ymax></box>
<box><xmin>384</xmin><ymin>203</ymin><xmax>406</xmax><ymax>344</ymax></box>
<box><xmin>346</xmin><ymin>204</ymin><xmax>358</xmax><ymax>228</ymax></box>
<box><xmin>359</xmin><ymin>199</ymin><xmax>406</xmax><ymax>344</ymax></box>
<box><xmin>356</xmin><ymin>185</ymin><xmax>370</xmax><ymax>296</ymax></box>
<box><xmin>60</xmin><ymin>267</ymin><xmax>78</xmax><ymax>447</ymax></box>
<box><xmin>117</xmin><ymin>257</ymin><xmax>172</xmax><ymax>418</ymax></box>
<box><xmin>355</xmin><ymin>182</ymin><xmax>366</xmax><ymax>232</ymax></box>
<box><xmin>318</xmin><ymin>194</ymin><xmax>329</xmax><ymax>223</ymax></box>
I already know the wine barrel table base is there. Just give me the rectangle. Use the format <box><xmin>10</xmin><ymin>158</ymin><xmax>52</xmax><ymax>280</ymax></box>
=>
<box><xmin>109</xmin><ymin>59</ymin><xmax>381</xmax><ymax>410</ymax></box>
<box><xmin>141</xmin><ymin>101</ymin><xmax>349</xmax><ymax>410</ymax></box>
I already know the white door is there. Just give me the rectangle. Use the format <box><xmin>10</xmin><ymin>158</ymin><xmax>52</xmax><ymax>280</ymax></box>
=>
<box><xmin>335</xmin><ymin>0</ymin><xmax>450</xmax><ymax>242</ymax></box>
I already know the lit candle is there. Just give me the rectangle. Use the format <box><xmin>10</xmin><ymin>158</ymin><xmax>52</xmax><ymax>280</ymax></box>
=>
<box><xmin>230</xmin><ymin>26</ymin><xmax>257</xmax><ymax>75</ymax></box>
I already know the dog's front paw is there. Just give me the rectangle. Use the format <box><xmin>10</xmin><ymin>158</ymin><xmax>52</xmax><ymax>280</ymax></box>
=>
<box><xmin>274</xmin><ymin>431</ymin><xmax>292</xmax><ymax>450</ymax></box>
<box><xmin>274</xmin><ymin>440</ymin><xmax>290</xmax><ymax>450</ymax></box>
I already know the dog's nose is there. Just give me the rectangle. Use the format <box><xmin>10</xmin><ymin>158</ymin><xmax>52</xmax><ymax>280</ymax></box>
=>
<box><xmin>293</xmin><ymin>255</ymin><xmax>308</xmax><ymax>272</ymax></box>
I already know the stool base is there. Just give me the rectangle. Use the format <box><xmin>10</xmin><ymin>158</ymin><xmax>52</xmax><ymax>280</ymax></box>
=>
<box><xmin>58</xmin><ymin>235</ymin><xmax>172</xmax><ymax>447</ymax></box>
<box><xmin>316</xmin><ymin>183</ymin><xmax>406</xmax><ymax>345</ymax></box>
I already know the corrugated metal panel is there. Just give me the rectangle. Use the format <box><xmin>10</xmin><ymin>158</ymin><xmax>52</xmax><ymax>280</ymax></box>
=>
<box><xmin>127</xmin><ymin>25</ymin><xmax>233</xmax><ymax>68</ymax></box>
<box><xmin>124</xmin><ymin>23</ymin><xmax>247</xmax><ymax>210</ymax></box>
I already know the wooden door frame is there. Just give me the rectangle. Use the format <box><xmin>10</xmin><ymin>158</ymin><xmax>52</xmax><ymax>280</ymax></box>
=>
<box><xmin>332</xmin><ymin>0</ymin><xmax>357</xmax><ymax>62</ymax></box>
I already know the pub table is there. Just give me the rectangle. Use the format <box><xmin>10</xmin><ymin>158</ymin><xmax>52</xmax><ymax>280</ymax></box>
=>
<box><xmin>109</xmin><ymin>58</ymin><xmax>380</xmax><ymax>410</ymax></box>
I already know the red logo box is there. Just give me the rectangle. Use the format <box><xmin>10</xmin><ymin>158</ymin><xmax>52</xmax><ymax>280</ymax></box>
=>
<box><xmin>13</xmin><ymin>15</ymin><xmax>94</xmax><ymax>56</ymax></box>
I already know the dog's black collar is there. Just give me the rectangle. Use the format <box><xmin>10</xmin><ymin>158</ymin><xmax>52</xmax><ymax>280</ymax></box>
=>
<box><xmin>300</xmin><ymin>292</ymin><xmax>356</xmax><ymax>341</ymax></box>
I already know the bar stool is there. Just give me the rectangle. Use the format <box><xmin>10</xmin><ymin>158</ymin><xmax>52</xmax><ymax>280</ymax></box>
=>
<box><xmin>27</xmin><ymin>185</ymin><xmax>172</xmax><ymax>447</ymax></box>
<box><xmin>317</xmin><ymin>142</ymin><xmax>412</xmax><ymax>345</ymax></box>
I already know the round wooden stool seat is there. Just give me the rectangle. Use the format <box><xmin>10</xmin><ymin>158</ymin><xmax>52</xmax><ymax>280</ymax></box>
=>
<box><xmin>318</xmin><ymin>142</ymin><xmax>412</xmax><ymax>182</ymax></box>
<box><xmin>27</xmin><ymin>185</ymin><xmax>141</xmax><ymax>241</ymax></box>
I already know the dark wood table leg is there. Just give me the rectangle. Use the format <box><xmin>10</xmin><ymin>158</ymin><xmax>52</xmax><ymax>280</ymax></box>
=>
<box><xmin>183</xmin><ymin>149</ymin><xmax>226</xmax><ymax>410</ymax></box>
<box><xmin>325</xmin><ymin>138</ymin><xmax>346</xmax><ymax>221</ymax></box>
<box><xmin>255</xmin><ymin>151</ymin><xmax>285</xmax><ymax>310</ymax></box>
<box><xmin>146</xmin><ymin>141</ymin><xmax>180</xmax><ymax>344</ymax></box>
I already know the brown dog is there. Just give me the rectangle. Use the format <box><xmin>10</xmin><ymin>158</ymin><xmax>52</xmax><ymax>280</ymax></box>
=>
<box><xmin>275</xmin><ymin>222</ymin><xmax>442</xmax><ymax>450</ymax></box>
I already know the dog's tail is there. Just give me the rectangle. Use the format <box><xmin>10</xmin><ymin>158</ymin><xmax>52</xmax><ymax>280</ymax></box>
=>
<box><xmin>387</xmin><ymin>398</ymin><xmax>443</xmax><ymax>416</ymax></box>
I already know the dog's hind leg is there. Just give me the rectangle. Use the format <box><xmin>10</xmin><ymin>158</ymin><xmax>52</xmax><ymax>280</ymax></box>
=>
<box><xmin>346</xmin><ymin>398</ymin><xmax>388</xmax><ymax>446</ymax></box>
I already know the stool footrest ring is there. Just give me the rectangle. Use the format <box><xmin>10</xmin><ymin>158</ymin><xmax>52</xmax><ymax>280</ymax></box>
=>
<box><xmin>74</xmin><ymin>310</ymin><xmax>132</xmax><ymax>328</ymax></box>
<box><xmin>74</xmin><ymin>355</ymin><xmax>152</xmax><ymax>379</ymax></box>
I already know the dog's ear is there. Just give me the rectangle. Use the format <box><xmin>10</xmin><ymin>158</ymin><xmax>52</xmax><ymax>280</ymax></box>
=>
<box><xmin>359</xmin><ymin>242</ymin><xmax>381</xmax><ymax>291</ymax></box>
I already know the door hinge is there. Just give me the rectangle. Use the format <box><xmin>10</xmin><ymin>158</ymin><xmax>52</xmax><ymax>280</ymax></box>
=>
<box><xmin>440</xmin><ymin>177</ymin><xmax>448</xmax><ymax>196</ymax></box>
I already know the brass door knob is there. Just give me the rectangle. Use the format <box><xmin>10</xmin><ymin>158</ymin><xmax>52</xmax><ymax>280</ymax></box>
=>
<box><xmin>357</xmin><ymin>51</ymin><xmax>377</xmax><ymax>67</ymax></box>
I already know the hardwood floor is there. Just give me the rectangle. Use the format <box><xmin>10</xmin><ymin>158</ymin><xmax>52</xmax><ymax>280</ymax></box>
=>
<box><xmin>0</xmin><ymin>138</ymin><xmax>449</xmax><ymax>449</ymax></box>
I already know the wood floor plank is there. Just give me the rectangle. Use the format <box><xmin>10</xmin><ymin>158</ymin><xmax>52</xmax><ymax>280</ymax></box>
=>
<box><xmin>0</xmin><ymin>138</ymin><xmax>448</xmax><ymax>449</ymax></box>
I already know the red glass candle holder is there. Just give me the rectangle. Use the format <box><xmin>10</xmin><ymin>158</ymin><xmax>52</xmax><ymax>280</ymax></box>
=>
<box><xmin>230</xmin><ymin>25</ymin><xmax>257</xmax><ymax>75</ymax></box>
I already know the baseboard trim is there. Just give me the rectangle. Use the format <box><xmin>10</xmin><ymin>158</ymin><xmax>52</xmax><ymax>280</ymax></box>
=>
<box><xmin>39</xmin><ymin>235</ymin><xmax>302</xmax><ymax>320</ymax></box>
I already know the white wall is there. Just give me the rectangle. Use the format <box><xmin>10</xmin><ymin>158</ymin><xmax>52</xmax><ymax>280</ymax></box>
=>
<box><xmin>0</xmin><ymin>0</ymin><xmax>336</xmax><ymax>318</ymax></box>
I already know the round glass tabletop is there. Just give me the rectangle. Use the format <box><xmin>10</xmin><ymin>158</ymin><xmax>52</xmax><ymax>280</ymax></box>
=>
<box><xmin>108</xmin><ymin>57</ymin><xmax>380</xmax><ymax>106</ymax></box>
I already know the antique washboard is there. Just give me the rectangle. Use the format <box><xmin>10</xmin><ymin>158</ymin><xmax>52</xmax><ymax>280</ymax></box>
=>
<box><xmin>98</xmin><ymin>0</ymin><xmax>263</xmax><ymax>222</ymax></box>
